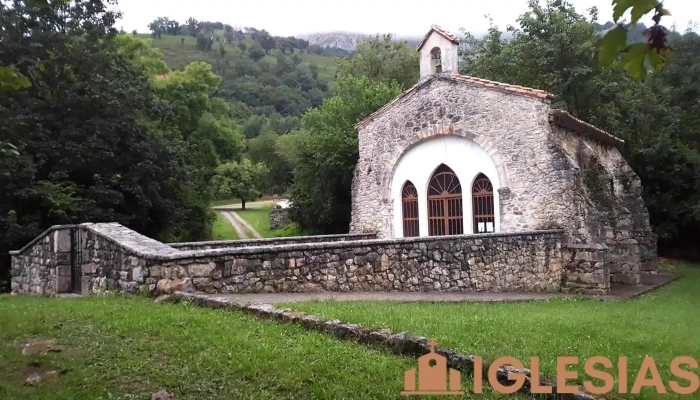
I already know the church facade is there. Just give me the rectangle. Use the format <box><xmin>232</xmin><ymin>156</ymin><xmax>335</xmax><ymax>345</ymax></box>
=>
<box><xmin>350</xmin><ymin>26</ymin><xmax>657</xmax><ymax>289</ymax></box>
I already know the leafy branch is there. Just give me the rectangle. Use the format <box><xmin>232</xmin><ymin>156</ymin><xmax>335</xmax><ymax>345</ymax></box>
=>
<box><xmin>597</xmin><ymin>0</ymin><xmax>672</xmax><ymax>79</ymax></box>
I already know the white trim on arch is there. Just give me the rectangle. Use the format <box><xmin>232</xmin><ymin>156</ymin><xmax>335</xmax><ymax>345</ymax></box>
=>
<box><xmin>391</xmin><ymin>135</ymin><xmax>501</xmax><ymax>237</ymax></box>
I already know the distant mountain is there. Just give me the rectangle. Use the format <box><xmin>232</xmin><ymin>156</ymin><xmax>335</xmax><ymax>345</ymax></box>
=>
<box><xmin>300</xmin><ymin>31</ymin><xmax>423</xmax><ymax>51</ymax></box>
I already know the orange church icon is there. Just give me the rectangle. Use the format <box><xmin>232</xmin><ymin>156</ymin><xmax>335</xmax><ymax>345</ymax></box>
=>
<box><xmin>401</xmin><ymin>339</ymin><xmax>464</xmax><ymax>396</ymax></box>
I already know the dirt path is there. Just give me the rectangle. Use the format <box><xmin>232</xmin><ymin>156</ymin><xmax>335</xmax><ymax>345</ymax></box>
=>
<box><xmin>229</xmin><ymin>211</ymin><xmax>262</xmax><ymax>239</ymax></box>
<box><xmin>221</xmin><ymin>211</ymin><xmax>250</xmax><ymax>239</ymax></box>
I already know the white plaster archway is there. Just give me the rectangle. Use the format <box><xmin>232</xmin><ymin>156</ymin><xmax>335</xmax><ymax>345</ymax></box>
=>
<box><xmin>391</xmin><ymin>135</ymin><xmax>501</xmax><ymax>237</ymax></box>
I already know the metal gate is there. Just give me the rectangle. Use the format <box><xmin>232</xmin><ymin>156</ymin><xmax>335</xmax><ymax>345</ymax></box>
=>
<box><xmin>70</xmin><ymin>227</ymin><xmax>83</xmax><ymax>293</ymax></box>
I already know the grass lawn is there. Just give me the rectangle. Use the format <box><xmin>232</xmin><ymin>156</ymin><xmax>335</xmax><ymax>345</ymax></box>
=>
<box><xmin>284</xmin><ymin>260</ymin><xmax>700</xmax><ymax>399</ymax></box>
<box><xmin>211</xmin><ymin>211</ymin><xmax>238</xmax><ymax>240</ymax></box>
<box><xmin>236</xmin><ymin>205</ymin><xmax>274</xmax><ymax>238</ymax></box>
<box><xmin>0</xmin><ymin>295</ymin><xmax>510</xmax><ymax>399</ymax></box>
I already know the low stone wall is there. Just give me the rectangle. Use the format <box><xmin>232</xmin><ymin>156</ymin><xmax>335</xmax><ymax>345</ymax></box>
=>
<box><xmin>151</xmin><ymin>230</ymin><xmax>564</xmax><ymax>295</ymax></box>
<box><xmin>170</xmin><ymin>233</ymin><xmax>377</xmax><ymax>251</ymax></box>
<box><xmin>269</xmin><ymin>208</ymin><xmax>292</xmax><ymax>230</ymax></box>
<box><xmin>10</xmin><ymin>226</ymin><xmax>72</xmax><ymax>295</ymax></box>
<box><xmin>11</xmin><ymin>223</ymin><xmax>565</xmax><ymax>295</ymax></box>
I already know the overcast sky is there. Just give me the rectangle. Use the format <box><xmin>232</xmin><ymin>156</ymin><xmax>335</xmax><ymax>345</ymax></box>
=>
<box><xmin>115</xmin><ymin>0</ymin><xmax>698</xmax><ymax>37</ymax></box>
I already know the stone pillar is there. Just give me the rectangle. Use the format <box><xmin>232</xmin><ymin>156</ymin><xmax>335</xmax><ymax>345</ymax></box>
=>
<box><xmin>562</xmin><ymin>243</ymin><xmax>610</xmax><ymax>294</ymax></box>
<box><xmin>53</xmin><ymin>229</ymin><xmax>73</xmax><ymax>293</ymax></box>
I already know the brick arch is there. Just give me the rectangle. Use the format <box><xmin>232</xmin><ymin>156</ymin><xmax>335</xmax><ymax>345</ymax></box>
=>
<box><xmin>380</xmin><ymin>123</ymin><xmax>510</xmax><ymax>204</ymax></box>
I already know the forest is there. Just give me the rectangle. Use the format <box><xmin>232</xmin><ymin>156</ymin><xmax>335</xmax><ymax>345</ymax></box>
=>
<box><xmin>0</xmin><ymin>0</ymin><xmax>698</xmax><ymax>291</ymax></box>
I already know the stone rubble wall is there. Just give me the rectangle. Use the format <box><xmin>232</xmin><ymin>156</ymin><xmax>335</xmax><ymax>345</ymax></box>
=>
<box><xmin>351</xmin><ymin>76</ymin><xmax>554</xmax><ymax>238</ymax></box>
<box><xmin>170</xmin><ymin>233</ymin><xmax>377</xmax><ymax>251</ymax></box>
<box><xmin>11</xmin><ymin>223</ymin><xmax>564</xmax><ymax>295</ymax></box>
<box><xmin>148</xmin><ymin>230</ymin><xmax>564</xmax><ymax>295</ymax></box>
<box><xmin>10</xmin><ymin>226</ymin><xmax>73</xmax><ymax>295</ymax></box>
<box><xmin>551</xmin><ymin>126</ymin><xmax>656</xmax><ymax>287</ymax></box>
<box><xmin>268</xmin><ymin>207</ymin><xmax>292</xmax><ymax>230</ymax></box>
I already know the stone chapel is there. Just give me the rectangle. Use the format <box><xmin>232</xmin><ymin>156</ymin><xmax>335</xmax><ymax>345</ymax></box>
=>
<box><xmin>350</xmin><ymin>25</ymin><xmax>657</xmax><ymax>290</ymax></box>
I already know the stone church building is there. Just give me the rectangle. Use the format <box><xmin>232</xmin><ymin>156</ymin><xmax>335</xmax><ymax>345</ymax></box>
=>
<box><xmin>350</xmin><ymin>26</ymin><xmax>657</xmax><ymax>290</ymax></box>
<box><xmin>10</xmin><ymin>26</ymin><xmax>659</xmax><ymax>297</ymax></box>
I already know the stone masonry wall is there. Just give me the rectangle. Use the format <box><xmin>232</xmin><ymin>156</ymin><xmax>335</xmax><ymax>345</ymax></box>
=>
<box><xmin>170</xmin><ymin>233</ymin><xmax>377</xmax><ymax>251</ymax></box>
<box><xmin>10</xmin><ymin>226</ymin><xmax>73</xmax><ymax>295</ymax></box>
<box><xmin>551</xmin><ymin>126</ymin><xmax>656</xmax><ymax>286</ymax></box>
<box><xmin>269</xmin><ymin>207</ymin><xmax>292</xmax><ymax>230</ymax></box>
<box><xmin>351</xmin><ymin>76</ymin><xmax>556</xmax><ymax>238</ymax></box>
<box><xmin>11</xmin><ymin>223</ymin><xmax>564</xmax><ymax>295</ymax></box>
<box><xmin>148</xmin><ymin>230</ymin><xmax>564</xmax><ymax>295</ymax></box>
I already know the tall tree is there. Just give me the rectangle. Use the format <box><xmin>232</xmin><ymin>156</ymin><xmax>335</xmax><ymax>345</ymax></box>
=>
<box><xmin>210</xmin><ymin>159</ymin><xmax>269</xmax><ymax>209</ymax></box>
<box><xmin>282</xmin><ymin>76</ymin><xmax>402</xmax><ymax>233</ymax></box>
<box><xmin>0</xmin><ymin>0</ymin><xmax>215</xmax><ymax>290</ymax></box>
<box><xmin>337</xmin><ymin>34</ymin><xmax>419</xmax><ymax>89</ymax></box>
<box><xmin>461</xmin><ymin>0</ymin><xmax>700</xmax><ymax>255</ymax></box>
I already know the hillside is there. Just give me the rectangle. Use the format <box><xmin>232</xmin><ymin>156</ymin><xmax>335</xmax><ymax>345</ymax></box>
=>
<box><xmin>139</xmin><ymin>30</ymin><xmax>346</xmax><ymax>136</ymax></box>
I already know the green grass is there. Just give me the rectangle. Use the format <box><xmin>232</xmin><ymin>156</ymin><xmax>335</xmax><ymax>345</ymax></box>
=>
<box><xmin>236</xmin><ymin>205</ymin><xmax>274</xmax><ymax>238</ymax></box>
<box><xmin>0</xmin><ymin>296</ymin><xmax>506</xmax><ymax>399</ymax></box>
<box><xmin>211</xmin><ymin>211</ymin><xmax>238</xmax><ymax>240</ymax></box>
<box><xmin>283</xmin><ymin>260</ymin><xmax>700</xmax><ymax>399</ymax></box>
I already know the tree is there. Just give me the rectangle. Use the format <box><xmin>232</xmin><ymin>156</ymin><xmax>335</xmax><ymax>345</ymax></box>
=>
<box><xmin>460</xmin><ymin>0</ymin><xmax>700</xmax><ymax>256</ymax></box>
<box><xmin>223</xmin><ymin>24</ymin><xmax>234</xmax><ymax>43</ymax></box>
<box><xmin>153</xmin><ymin>62</ymin><xmax>245</xmax><ymax>170</ymax></box>
<box><xmin>186</xmin><ymin>17</ymin><xmax>199</xmax><ymax>37</ymax></box>
<box><xmin>237</xmin><ymin>42</ymin><xmax>247</xmax><ymax>53</ymax></box>
<box><xmin>211</xmin><ymin>159</ymin><xmax>268</xmax><ymax>209</ymax></box>
<box><xmin>256</xmin><ymin>30</ymin><xmax>276</xmax><ymax>53</ymax></box>
<box><xmin>247</xmin><ymin>132</ymin><xmax>292</xmax><ymax>195</ymax></box>
<box><xmin>0</xmin><ymin>0</ymin><xmax>216</xmax><ymax>290</ymax></box>
<box><xmin>196</xmin><ymin>34</ymin><xmax>213</xmax><ymax>51</ymax></box>
<box><xmin>337</xmin><ymin>34</ymin><xmax>419</xmax><ymax>89</ymax></box>
<box><xmin>113</xmin><ymin>34</ymin><xmax>169</xmax><ymax>75</ymax></box>
<box><xmin>248</xmin><ymin>43</ymin><xmax>266</xmax><ymax>61</ymax></box>
<box><xmin>282</xmin><ymin>76</ymin><xmax>402</xmax><ymax>233</ymax></box>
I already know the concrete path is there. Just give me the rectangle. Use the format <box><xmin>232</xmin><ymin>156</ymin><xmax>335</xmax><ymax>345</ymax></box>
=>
<box><xmin>229</xmin><ymin>210</ymin><xmax>262</xmax><ymax>239</ymax></box>
<box><xmin>196</xmin><ymin>272</ymin><xmax>679</xmax><ymax>305</ymax></box>
<box><xmin>220</xmin><ymin>211</ymin><xmax>250</xmax><ymax>239</ymax></box>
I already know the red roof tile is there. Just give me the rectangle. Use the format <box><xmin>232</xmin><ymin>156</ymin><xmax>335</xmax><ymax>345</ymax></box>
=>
<box><xmin>355</xmin><ymin>74</ymin><xmax>555</xmax><ymax>129</ymax></box>
<box><xmin>416</xmin><ymin>25</ymin><xmax>459</xmax><ymax>51</ymax></box>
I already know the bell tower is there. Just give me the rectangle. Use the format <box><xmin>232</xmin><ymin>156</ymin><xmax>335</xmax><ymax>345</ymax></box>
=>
<box><xmin>417</xmin><ymin>25</ymin><xmax>459</xmax><ymax>83</ymax></box>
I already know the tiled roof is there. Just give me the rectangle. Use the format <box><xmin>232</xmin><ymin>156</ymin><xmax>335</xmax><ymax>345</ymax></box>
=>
<box><xmin>449</xmin><ymin>74</ymin><xmax>554</xmax><ymax>100</ymax></box>
<box><xmin>549</xmin><ymin>109</ymin><xmax>625</xmax><ymax>147</ymax></box>
<box><xmin>416</xmin><ymin>25</ymin><xmax>459</xmax><ymax>51</ymax></box>
<box><xmin>355</xmin><ymin>74</ymin><xmax>554</xmax><ymax>129</ymax></box>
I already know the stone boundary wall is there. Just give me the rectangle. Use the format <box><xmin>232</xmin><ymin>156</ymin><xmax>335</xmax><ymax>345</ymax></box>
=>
<box><xmin>170</xmin><ymin>233</ymin><xmax>377</xmax><ymax>251</ymax></box>
<box><xmin>11</xmin><ymin>223</ymin><xmax>565</xmax><ymax>295</ymax></box>
<box><xmin>269</xmin><ymin>208</ymin><xmax>292</xmax><ymax>230</ymax></box>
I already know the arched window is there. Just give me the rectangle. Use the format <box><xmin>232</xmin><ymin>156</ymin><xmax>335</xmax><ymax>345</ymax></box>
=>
<box><xmin>401</xmin><ymin>181</ymin><xmax>419</xmax><ymax>237</ymax></box>
<box><xmin>472</xmin><ymin>174</ymin><xmax>495</xmax><ymax>233</ymax></box>
<box><xmin>427</xmin><ymin>164</ymin><xmax>463</xmax><ymax>236</ymax></box>
<box><xmin>430</xmin><ymin>47</ymin><xmax>442</xmax><ymax>74</ymax></box>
